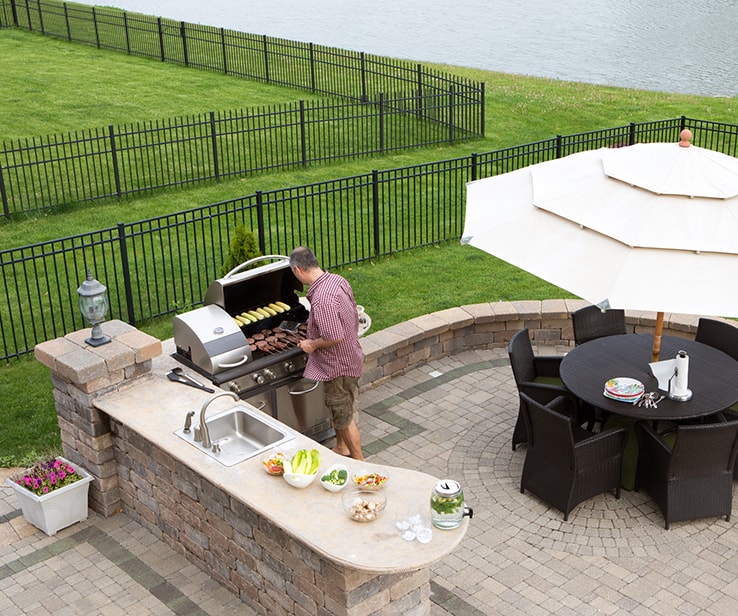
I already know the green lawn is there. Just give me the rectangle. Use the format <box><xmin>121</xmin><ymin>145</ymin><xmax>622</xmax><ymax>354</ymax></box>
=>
<box><xmin>1</xmin><ymin>26</ymin><xmax>736</xmax><ymax>465</ymax></box>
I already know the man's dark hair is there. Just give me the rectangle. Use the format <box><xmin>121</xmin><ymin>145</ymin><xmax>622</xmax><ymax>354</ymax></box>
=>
<box><xmin>289</xmin><ymin>246</ymin><xmax>320</xmax><ymax>270</ymax></box>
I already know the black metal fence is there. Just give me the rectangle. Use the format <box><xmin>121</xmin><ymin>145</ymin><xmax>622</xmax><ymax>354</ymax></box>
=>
<box><xmin>3</xmin><ymin>116</ymin><xmax>737</xmax><ymax>362</ymax></box>
<box><xmin>0</xmin><ymin>0</ymin><xmax>485</xmax><ymax>215</ymax></box>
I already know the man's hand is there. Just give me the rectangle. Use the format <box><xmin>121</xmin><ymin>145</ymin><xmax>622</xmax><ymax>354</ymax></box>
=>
<box><xmin>299</xmin><ymin>337</ymin><xmax>341</xmax><ymax>354</ymax></box>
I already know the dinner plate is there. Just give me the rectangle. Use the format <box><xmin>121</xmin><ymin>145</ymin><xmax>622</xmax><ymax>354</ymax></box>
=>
<box><xmin>604</xmin><ymin>377</ymin><xmax>644</xmax><ymax>399</ymax></box>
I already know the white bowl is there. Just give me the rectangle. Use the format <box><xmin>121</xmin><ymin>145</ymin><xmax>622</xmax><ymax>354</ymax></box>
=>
<box><xmin>319</xmin><ymin>463</ymin><xmax>349</xmax><ymax>492</ymax></box>
<box><xmin>281</xmin><ymin>453</ymin><xmax>320</xmax><ymax>488</ymax></box>
<box><xmin>283</xmin><ymin>470</ymin><xmax>318</xmax><ymax>488</ymax></box>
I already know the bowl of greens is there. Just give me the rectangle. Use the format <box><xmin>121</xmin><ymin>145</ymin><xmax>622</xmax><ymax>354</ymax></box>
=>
<box><xmin>319</xmin><ymin>463</ymin><xmax>349</xmax><ymax>492</ymax></box>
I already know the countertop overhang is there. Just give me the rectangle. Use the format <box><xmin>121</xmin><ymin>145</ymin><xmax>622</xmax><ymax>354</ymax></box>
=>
<box><xmin>93</xmin><ymin>344</ymin><xmax>468</xmax><ymax>574</ymax></box>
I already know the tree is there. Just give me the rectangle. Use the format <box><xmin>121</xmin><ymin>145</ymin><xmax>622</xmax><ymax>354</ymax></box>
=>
<box><xmin>220</xmin><ymin>224</ymin><xmax>263</xmax><ymax>276</ymax></box>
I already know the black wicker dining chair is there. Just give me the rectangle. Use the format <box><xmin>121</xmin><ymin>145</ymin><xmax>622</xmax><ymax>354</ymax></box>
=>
<box><xmin>518</xmin><ymin>392</ymin><xmax>628</xmax><ymax>521</ymax></box>
<box><xmin>634</xmin><ymin>420</ymin><xmax>738</xmax><ymax>529</ymax></box>
<box><xmin>508</xmin><ymin>328</ymin><xmax>579</xmax><ymax>450</ymax></box>
<box><xmin>571</xmin><ymin>305</ymin><xmax>627</xmax><ymax>346</ymax></box>
<box><xmin>695</xmin><ymin>318</ymin><xmax>738</xmax><ymax>468</ymax></box>
<box><xmin>695</xmin><ymin>317</ymin><xmax>738</xmax><ymax>361</ymax></box>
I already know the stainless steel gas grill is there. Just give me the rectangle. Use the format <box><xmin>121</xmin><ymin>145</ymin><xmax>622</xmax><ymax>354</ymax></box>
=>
<box><xmin>172</xmin><ymin>255</ymin><xmax>332</xmax><ymax>441</ymax></box>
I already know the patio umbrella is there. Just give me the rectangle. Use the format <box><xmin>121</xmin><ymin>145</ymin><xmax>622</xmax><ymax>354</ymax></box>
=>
<box><xmin>462</xmin><ymin>130</ymin><xmax>738</xmax><ymax>360</ymax></box>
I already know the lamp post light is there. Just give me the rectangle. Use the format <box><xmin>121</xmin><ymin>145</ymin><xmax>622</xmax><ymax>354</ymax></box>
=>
<box><xmin>77</xmin><ymin>269</ymin><xmax>111</xmax><ymax>347</ymax></box>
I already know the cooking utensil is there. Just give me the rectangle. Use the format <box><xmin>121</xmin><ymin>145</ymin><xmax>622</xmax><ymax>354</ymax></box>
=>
<box><xmin>277</xmin><ymin>320</ymin><xmax>301</xmax><ymax>333</ymax></box>
<box><xmin>167</xmin><ymin>368</ymin><xmax>215</xmax><ymax>393</ymax></box>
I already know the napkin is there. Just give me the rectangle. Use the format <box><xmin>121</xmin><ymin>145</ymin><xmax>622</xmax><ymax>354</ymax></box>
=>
<box><xmin>649</xmin><ymin>359</ymin><xmax>676</xmax><ymax>391</ymax></box>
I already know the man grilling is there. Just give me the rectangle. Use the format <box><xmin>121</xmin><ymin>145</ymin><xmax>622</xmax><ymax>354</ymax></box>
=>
<box><xmin>288</xmin><ymin>246</ymin><xmax>364</xmax><ymax>460</ymax></box>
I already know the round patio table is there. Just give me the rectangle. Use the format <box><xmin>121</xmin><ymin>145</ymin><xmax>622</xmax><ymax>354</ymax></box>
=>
<box><xmin>560</xmin><ymin>334</ymin><xmax>738</xmax><ymax>421</ymax></box>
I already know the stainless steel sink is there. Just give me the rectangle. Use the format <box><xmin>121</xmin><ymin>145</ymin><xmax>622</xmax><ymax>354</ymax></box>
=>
<box><xmin>174</xmin><ymin>404</ymin><xmax>296</xmax><ymax>466</ymax></box>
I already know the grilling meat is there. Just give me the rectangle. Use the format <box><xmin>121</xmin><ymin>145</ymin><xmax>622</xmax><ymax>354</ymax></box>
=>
<box><xmin>244</xmin><ymin>324</ymin><xmax>309</xmax><ymax>355</ymax></box>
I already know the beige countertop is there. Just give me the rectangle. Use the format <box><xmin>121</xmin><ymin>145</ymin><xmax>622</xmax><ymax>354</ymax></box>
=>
<box><xmin>93</xmin><ymin>344</ymin><xmax>468</xmax><ymax>574</ymax></box>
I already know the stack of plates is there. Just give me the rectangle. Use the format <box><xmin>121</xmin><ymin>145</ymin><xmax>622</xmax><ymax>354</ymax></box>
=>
<box><xmin>603</xmin><ymin>377</ymin><xmax>644</xmax><ymax>402</ymax></box>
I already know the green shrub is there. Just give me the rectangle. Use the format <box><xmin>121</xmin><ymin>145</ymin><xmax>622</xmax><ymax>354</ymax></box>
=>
<box><xmin>220</xmin><ymin>225</ymin><xmax>263</xmax><ymax>275</ymax></box>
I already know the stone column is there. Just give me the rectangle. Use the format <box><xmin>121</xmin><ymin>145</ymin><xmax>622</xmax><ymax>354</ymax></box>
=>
<box><xmin>34</xmin><ymin>320</ymin><xmax>162</xmax><ymax>517</ymax></box>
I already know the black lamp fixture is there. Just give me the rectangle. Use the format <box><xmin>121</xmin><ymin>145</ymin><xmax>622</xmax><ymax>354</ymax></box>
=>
<box><xmin>77</xmin><ymin>269</ymin><xmax>111</xmax><ymax>347</ymax></box>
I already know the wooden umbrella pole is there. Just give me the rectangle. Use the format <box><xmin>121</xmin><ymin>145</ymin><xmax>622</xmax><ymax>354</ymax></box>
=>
<box><xmin>652</xmin><ymin>311</ymin><xmax>665</xmax><ymax>362</ymax></box>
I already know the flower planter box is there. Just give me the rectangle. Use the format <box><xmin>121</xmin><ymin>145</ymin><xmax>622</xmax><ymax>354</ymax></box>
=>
<box><xmin>5</xmin><ymin>457</ymin><xmax>94</xmax><ymax>536</ymax></box>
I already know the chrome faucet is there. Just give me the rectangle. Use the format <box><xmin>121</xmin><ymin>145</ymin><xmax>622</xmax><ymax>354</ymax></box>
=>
<box><xmin>197</xmin><ymin>391</ymin><xmax>239</xmax><ymax>449</ymax></box>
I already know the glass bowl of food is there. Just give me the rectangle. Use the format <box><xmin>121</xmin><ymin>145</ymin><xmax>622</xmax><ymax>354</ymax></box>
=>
<box><xmin>342</xmin><ymin>489</ymin><xmax>387</xmax><ymax>522</ymax></box>
<box><xmin>352</xmin><ymin>469</ymin><xmax>389</xmax><ymax>491</ymax></box>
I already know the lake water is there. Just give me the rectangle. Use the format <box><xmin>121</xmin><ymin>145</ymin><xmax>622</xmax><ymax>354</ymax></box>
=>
<box><xmin>72</xmin><ymin>0</ymin><xmax>738</xmax><ymax>97</ymax></box>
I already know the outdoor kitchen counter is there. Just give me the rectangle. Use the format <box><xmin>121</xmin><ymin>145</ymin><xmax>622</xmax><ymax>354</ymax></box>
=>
<box><xmin>93</xmin><ymin>349</ymin><xmax>468</xmax><ymax>575</ymax></box>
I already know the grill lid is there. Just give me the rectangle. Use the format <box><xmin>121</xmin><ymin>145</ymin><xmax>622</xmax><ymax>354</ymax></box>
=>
<box><xmin>204</xmin><ymin>255</ymin><xmax>303</xmax><ymax>314</ymax></box>
<box><xmin>173</xmin><ymin>304</ymin><xmax>251</xmax><ymax>376</ymax></box>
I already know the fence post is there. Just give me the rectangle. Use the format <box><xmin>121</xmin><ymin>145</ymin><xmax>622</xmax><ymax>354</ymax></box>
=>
<box><xmin>209</xmin><ymin>111</ymin><xmax>220</xmax><ymax>181</ymax></box>
<box><xmin>372</xmin><ymin>170</ymin><xmax>380</xmax><ymax>258</ymax></box>
<box><xmin>470</xmin><ymin>153</ymin><xmax>478</xmax><ymax>182</ymax></box>
<box><xmin>255</xmin><ymin>191</ymin><xmax>267</xmax><ymax>254</ymax></box>
<box><xmin>36</xmin><ymin>0</ymin><xmax>44</xmax><ymax>34</ymax></box>
<box><xmin>629</xmin><ymin>122</ymin><xmax>636</xmax><ymax>146</ymax></box>
<box><xmin>416</xmin><ymin>64</ymin><xmax>424</xmax><ymax>119</ymax></box>
<box><xmin>10</xmin><ymin>0</ymin><xmax>18</xmax><ymax>27</ymax></box>
<box><xmin>220</xmin><ymin>28</ymin><xmax>228</xmax><ymax>74</ymax></box>
<box><xmin>480</xmin><ymin>82</ymin><xmax>486</xmax><ymax>137</ymax></box>
<box><xmin>180</xmin><ymin>22</ymin><xmax>189</xmax><ymax>66</ymax></box>
<box><xmin>123</xmin><ymin>12</ymin><xmax>130</xmax><ymax>54</ymax></box>
<box><xmin>448</xmin><ymin>86</ymin><xmax>455</xmax><ymax>144</ymax></box>
<box><xmin>309</xmin><ymin>42</ymin><xmax>316</xmax><ymax>91</ymax></box>
<box><xmin>379</xmin><ymin>93</ymin><xmax>385</xmax><ymax>153</ymax></box>
<box><xmin>262</xmin><ymin>35</ymin><xmax>270</xmax><ymax>82</ymax></box>
<box><xmin>108</xmin><ymin>125</ymin><xmax>122</xmax><ymax>198</ymax></box>
<box><xmin>157</xmin><ymin>17</ymin><xmax>165</xmax><ymax>62</ymax></box>
<box><xmin>556</xmin><ymin>134</ymin><xmax>563</xmax><ymax>158</ymax></box>
<box><xmin>360</xmin><ymin>52</ymin><xmax>367</xmax><ymax>103</ymax></box>
<box><xmin>116</xmin><ymin>223</ymin><xmax>136</xmax><ymax>324</ymax></box>
<box><xmin>63</xmin><ymin>2</ymin><xmax>71</xmax><ymax>40</ymax></box>
<box><xmin>92</xmin><ymin>7</ymin><xmax>100</xmax><ymax>48</ymax></box>
<box><xmin>299</xmin><ymin>101</ymin><xmax>307</xmax><ymax>166</ymax></box>
<box><xmin>0</xmin><ymin>166</ymin><xmax>9</xmax><ymax>219</ymax></box>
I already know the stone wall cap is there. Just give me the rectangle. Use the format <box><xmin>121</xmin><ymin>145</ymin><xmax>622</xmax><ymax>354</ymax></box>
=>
<box><xmin>510</xmin><ymin>300</ymin><xmax>543</xmax><ymax>320</ymax></box>
<box><xmin>541</xmin><ymin>299</ymin><xmax>569</xmax><ymax>319</ymax></box>
<box><xmin>462</xmin><ymin>303</ymin><xmax>496</xmax><ymax>323</ymax></box>
<box><xmin>56</xmin><ymin>347</ymin><xmax>108</xmax><ymax>384</ymax></box>
<box><xmin>34</xmin><ymin>337</ymin><xmax>79</xmax><ymax>370</ymax></box>
<box><xmin>116</xmin><ymin>330</ymin><xmax>162</xmax><ymax>362</ymax></box>
<box><xmin>431</xmin><ymin>306</ymin><xmax>474</xmax><ymax>328</ymax></box>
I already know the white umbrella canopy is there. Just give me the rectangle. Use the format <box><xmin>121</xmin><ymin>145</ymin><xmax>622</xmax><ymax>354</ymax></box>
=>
<box><xmin>462</xmin><ymin>130</ymin><xmax>738</xmax><ymax>359</ymax></box>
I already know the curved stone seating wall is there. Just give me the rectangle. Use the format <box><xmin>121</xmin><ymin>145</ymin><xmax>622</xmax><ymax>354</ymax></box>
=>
<box><xmin>359</xmin><ymin>299</ymin><xmax>708</xmax><ymax>389</ymax></box>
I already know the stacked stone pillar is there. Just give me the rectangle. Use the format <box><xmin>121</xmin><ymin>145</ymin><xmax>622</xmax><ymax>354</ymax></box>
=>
<box><xmin>34</xmin><ymin>320</ymin><xmax>162</xmax><ymax>517</ymax></box>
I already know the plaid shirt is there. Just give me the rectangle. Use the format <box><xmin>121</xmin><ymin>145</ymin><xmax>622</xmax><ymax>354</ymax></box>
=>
<box><xmin>303</xmin><ymin>271</ymin><xmax>364</xmax><ymax>380</ymax></box>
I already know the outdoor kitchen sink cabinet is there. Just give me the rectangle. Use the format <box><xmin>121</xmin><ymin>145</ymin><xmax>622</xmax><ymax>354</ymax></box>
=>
<box><xmin>36</xmin><ymin>323</ymin><xmax>467</xmax><ymax>616</ymax></box>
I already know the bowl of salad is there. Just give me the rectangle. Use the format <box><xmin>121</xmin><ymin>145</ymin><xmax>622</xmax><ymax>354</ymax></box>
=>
<box><xmin>320</xmin><ymin>463</ymin><xmax>349</xmax><ymax>492</ymax></box>
<box><xmin>352</xmin><ymin>469</ymin><xmax>389</xmax><ymax>491</ymax></box>
<box><xmin>261</xmin><ymin>450</ymin><xmax>288</xmax><ymax>475</ymax></box>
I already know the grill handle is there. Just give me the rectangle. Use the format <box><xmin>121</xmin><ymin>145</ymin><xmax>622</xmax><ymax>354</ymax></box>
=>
<box><xmin>222</xmin><ymin>255</ymin><xmax>289</xmax><ymax>279</ymax></box>
<box><xmin>289</xmin><ymin>380</ymin><xmax>320</xmax><ymax>396</ymax></box>
<box><xmin>217</xmin><ymin>355</ymin><xmax>249</xmax><ymax>369</ymax></box>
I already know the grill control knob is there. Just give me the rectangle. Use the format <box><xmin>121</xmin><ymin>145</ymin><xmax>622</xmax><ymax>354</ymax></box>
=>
<box><xmin>283</xmin><ymin>361</ymin><xmax>295</xmax><ymax>373</ymax></box>
<box><xmin>252</xmin><ymin>373</ymin><xmax>265</xmax><ymax>385</ymax></box>
<box><xmin>263</xmin><ymin>369</ymin><xmax>275</xmax><ymax>381</ymax></box>
<box><xmin>229</xmin><ymin>382</ymin><xmax>241</xmax><ymax>394</ymax></box>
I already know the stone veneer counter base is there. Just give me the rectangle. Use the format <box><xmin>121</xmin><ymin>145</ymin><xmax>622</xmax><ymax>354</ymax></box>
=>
<box><xmin>94</xmin><ymin>364</ymin><xmax>467</xmax><ymax>574</ymax></box>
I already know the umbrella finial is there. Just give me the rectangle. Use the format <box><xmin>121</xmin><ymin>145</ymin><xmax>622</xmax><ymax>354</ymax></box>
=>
<box><xmin>678</xmin><ymin>129</ymin><xmax>693</xmax><ymax>148</ymax></box>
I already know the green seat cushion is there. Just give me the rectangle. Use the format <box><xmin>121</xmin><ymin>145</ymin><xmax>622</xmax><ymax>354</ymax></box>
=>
<box><xmin>604</xmin><ymin>416</ymin><xmax>638</xmax><ymax>491</ymax></box>
<box><xmin>534</xmin><ymin>376</ymin><xmax>564</xmax><ymax>386</ymax></box>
